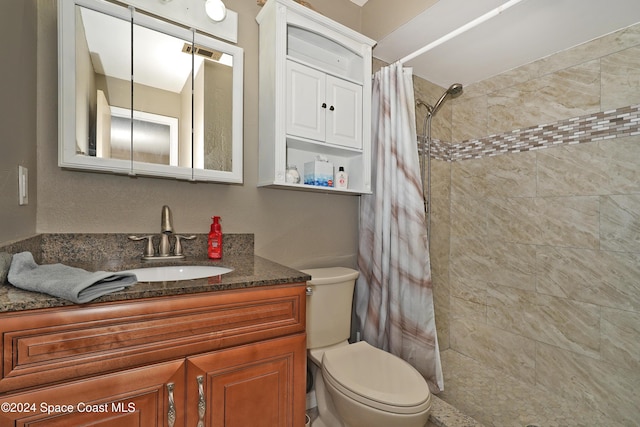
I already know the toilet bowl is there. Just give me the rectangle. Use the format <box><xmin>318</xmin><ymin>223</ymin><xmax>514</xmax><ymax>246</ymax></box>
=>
<box><xmin>303</xmin><ymin>267</ymin><xmax>432</xmax><ymax>427</ymax></box>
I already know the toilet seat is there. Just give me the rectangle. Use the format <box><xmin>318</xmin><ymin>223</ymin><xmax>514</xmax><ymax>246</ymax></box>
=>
<box><xmin>321</xmin><ymin>341</ymin><xmax>431</xmax><ymax>415</ymax></box>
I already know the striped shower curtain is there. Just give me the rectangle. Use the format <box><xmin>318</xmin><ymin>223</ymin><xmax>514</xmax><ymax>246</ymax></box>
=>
<box><xmin>355</xmin><ymin>62</ymin><xmax>444</xmax><ymax>393</ymax></box>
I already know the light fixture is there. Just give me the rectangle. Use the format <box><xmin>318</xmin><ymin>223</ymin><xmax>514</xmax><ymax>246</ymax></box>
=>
<box><xmin>205</xmin><ymin>0</ymin><xmax>227</xmax><ymax>22</ymax></box>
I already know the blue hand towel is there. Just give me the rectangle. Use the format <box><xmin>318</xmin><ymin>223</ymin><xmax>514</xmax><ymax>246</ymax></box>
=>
<box><xmin>8</xmin><ymin>252</ymin><xmax>137</xmax><ymax>304</ymax></box>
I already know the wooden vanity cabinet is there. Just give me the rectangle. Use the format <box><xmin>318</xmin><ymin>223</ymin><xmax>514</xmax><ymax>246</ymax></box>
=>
<box><xmin>188</xmin><ymin>334</ymin><xmax>305</xmax><ymax>427</ymax></box>
<box><xmin>0</xmin><ymin>285</ymin><xmax>306</xmax><ymax>427</ymax></box>
<box><xmin>0</xmin><ymin>359</ymin><xmax>186</xmax><ymax>426</ymax></box>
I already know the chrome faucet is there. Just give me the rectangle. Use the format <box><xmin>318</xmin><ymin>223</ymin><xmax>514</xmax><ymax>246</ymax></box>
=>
<box><xmin>129</xmin><ymin>205</ymin><xmax>196</xmax><ymax>260</ymax></box>
<box><xmin>159</xmin><ymin>205</ymin><xmax>173</xmax><ymax>257</ymax></box>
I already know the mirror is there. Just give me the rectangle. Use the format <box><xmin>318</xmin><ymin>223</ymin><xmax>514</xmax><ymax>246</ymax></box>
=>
<box><xmin>58</xmin><ymin>0</ymin><xmax>244</xmax><ymax>183</ymax></box>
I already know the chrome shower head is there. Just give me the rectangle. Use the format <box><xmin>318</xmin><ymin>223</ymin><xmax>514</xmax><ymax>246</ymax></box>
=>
<box><xmin>447</xmin><ymin>83</ymin><xmax>463</xmax><ymax>96</ymax></box>
<box><xmin>415</xmin><ymin>83</ymin><xmax>463</xmax><ymax>117</ymax></box>
<box><xmin>431</xmin><ymin>83</ymin><xmax>463</xmax><ymax>116</ymax></box>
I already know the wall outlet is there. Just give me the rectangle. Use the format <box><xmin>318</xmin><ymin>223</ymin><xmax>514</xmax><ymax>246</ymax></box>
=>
<box><xmin>18</xmin><ymin>165</ymin><xmax>28</xmax><ymax>206</ymax></box>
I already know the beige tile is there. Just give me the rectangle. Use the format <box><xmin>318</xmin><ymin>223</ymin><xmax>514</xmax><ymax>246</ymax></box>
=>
<box><xmin>451</xmin><ymin>152</ymin><xmax>536</xmax><ymax>198</ymax></box>
<box><xmin>450</xmin><ymin>319</ymin><xmax>536</xmax><ymax>384</ymax></box>
<box><xmin>451</xmin><ymin>95</ymin><xmax>487</xmax><ymax>143</ymax></box>
<box><xmin>601</xmin><ymin>45</ymin><xmax>640</xmax><ymax>111</ymax></box>
<box><xmin>601</xmin><ymin>307</ymin><xmax>640</xmax><ymax>371</ymax></box>
<box><xmin>537</xmin><ymin>135</ymin><xmax>640</xmax><ymax>197</ymax></box>
<box><xmin>488</xmin><ymin>60</ymin><xmax>601</xmax><ymax>135</ymax></box>
<box><xmin>600</xmin><ymin>194</ymin><xmax>640</xmax><ymax>253</ymax></box>
<box><xmin>536</xmin><ymin>342</ymin><xmax>640</xmax><ymax>426</ymax></box>
<box><xmin>430</xmin><ymin>226</ymin><xmax>450</xmax><ymax>280</ymax></box>
<box><xmin>450</xmin><ymin>238</ymin><xmax>536</xmax><ymax>292</ymax></box>
<box><xmin>430</xmin><ymin>159</ymin><xmax>451</xmax><ymax>204</ymax></box>
<box><xmin>432</xmin><ymin>272</ymin><xmax>451</xmax><ymax>351</ymax></box>
<box><xmin>487</xmin><ymin>196</ymin><xmax>600</xmax><ymax>248</ymax></box>
<box><xmin>535</xmin><ymin>196</ymin><xmax>600</xmax><ymax>248</ymax></box>
<box><xmin>450</xmin><ymin>196</ymin><xmax>488</xmax><ymax>239</ymax></box>
<box><xmin>430</xmin><ymin>159</ymin><xmax>451</xmax><ymax>260</ymax></box>
<box><xmin>533</xmin><ymin>23</ymin><xmax>640</xmax><ymax>89</ymax></box>
<box><xmin>449</xmin><ymin>270</ymin><xmax>486</xmax><ymax>306</ymax></box>
<box><xmin>486</xmin><ymin>197</ymin><xmax>539</xmax><ymax>243</ymax></box>
<box><xmin>464</xmin><ymin>22</ymin><xmax>640</xmax><ymax>99</ymax></box>
<box><xmin>537</xmin><ymin>246</ymin><xmax>640</xmax><ymax>312</ymax></box>
<box><xmin>486</xmin><ymin>284</ymin><xmax>601</xmax><ymax>358</ymax></box>
<box><xmin>488</xmin><ymin>242</ymin><xmax>537</xmax><ymax>291</ymax></box>
<box><xmin>464</xmin><ymin>62</ymin><xmax>544</xmax><ymax>102</ymax></box>
<box><xmin>439</xmin><ymin>350</ymin><xmax>624</xmax><ymax>427</ymax></box>
<box><xmin>450</xmin><ymin>296</ymin><xmax>485</xmax><ymax>323</ymax></box>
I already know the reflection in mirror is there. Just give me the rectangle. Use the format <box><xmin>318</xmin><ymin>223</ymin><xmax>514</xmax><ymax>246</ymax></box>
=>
<box><xmin>60</xmin><ymin>0</ymin><xmax>243</xmax><ymax>183</ymax></box>
<box><xmin>184</xmin><ymin>43</ymin><xmax>234</xmax><ymax>172</ymax></box>
<box><xmin>75</xmin><ymin>6</ymin><xmax>131</xmax><ymax>158</ymax></box>
<box><xmin>109</xmin><ymin>106</ymin><xmax>178</xmax><ymax>165</ymax></box>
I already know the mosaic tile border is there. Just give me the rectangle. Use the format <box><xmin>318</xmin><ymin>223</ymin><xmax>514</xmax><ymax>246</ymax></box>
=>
<box><xmin>420</xmin><ymin>104</ymin><xmax>640</xmax><ymax>162</ymax></box>
<box><xmin>418</xmin><ymin>135</ymin><xmax>450</xmax><ymax>161</ymax></box>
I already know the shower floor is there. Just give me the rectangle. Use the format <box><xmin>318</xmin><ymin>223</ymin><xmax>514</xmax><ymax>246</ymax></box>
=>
<box><xmin>437</xmin><ymin>350</ymin><xmax>621</xmax><ymax>427</ymax></box>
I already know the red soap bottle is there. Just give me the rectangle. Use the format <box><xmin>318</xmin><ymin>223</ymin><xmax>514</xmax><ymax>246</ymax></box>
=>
<box><xmin>208</xmin><ymin>216</ymin><xmax>222</xmax><ymax>259</ymax></box>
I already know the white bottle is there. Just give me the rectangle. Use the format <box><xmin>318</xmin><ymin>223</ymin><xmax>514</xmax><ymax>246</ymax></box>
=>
<box><xmin>335</xmin><ymin>166</ymin><xmax>348</xmax><ymax>189</ymax></box>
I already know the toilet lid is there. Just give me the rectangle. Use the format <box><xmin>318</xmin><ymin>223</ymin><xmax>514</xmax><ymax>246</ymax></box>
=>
<box><xmin>322</xmin><ymin>341</ymin><xmax>431</xmax><ymax>414</ymax></box>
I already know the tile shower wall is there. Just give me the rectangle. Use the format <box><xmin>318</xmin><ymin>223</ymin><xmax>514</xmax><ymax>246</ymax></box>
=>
<box><xmin>414</xmin><ymin>75</ymin><xmax>455</xmax><ymax>352</ymax></box>
<box><xmin>421</xmin><ymin>23</ymin><xmax>640</xmax><ymax>425</ymax></box>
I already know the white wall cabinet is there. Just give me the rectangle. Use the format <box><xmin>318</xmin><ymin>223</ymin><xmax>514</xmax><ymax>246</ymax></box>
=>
<box><xmin>256</xmin><ymin>0</ymin><xmax>376</xmax><ymax>194</ymax></box>
<box><xmin>287</xmin><ymin>61</ymin><xmax>362</xmax><ymax>150</ymax></box>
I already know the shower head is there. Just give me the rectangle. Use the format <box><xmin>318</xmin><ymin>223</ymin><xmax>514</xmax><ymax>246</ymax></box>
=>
<box><xmin>431</xmin><ymin>83</ymin><xmax>463</xmax><ymax>116</ymax></box>
<box><xmin>417</xmin><ymin>83</ymin><xmax>463</xmax><ymax>117</ymax></box>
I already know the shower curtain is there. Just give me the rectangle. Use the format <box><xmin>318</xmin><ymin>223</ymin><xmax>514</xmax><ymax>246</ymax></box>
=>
<box><xmin>355</xmin><ymin>62</ymin><xmax>444</xmax><ymax>393</ymax></box>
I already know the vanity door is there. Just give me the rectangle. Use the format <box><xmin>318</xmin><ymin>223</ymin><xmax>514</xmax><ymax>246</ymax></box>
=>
<box><xmin>185</xmin><ymin>334</ymin><xmax>306</xmax><ymax>427</ymax></box>
<box><xmin>0</xmin><ymin>360</ymin><xmax>185</xmax><ymax>427</ymax></box>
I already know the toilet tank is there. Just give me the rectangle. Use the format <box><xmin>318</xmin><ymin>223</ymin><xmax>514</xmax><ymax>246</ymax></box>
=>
<box><xmin>302</xmin><ymin>267</ymin><xmax>360</xmax><ymax>350</ymax></box>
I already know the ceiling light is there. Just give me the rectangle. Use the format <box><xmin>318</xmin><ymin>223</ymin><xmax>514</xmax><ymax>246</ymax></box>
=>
<box><xmin>205</xmin><ymin>0</ymin><xmax>227</xmax><ymax>22</ymax></box>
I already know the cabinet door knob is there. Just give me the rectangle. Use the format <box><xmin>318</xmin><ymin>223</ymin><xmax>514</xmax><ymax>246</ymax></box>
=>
<box><xmin>167</xmin><ymin>383</ymin><xmax>176</xmax><ymax>427</ymax></box>
<box><xmin>321</xmin><ymin>103</ymin><xmax>327</xmax><ymax>108</ymax></box>
<box><xmin>329</xmin><ymin>105</ymin><xmax>335</xmax><ymax>111</ymax></box>
<box><xmin>196</xmin><ymin>375</ymin><xmax>206</xmax><ymax>427</ymax></box>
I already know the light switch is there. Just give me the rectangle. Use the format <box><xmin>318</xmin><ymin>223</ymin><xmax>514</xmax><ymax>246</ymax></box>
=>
<box><xmin>18</xmin><ymin>166</ymin><xmax>28</xmax><ymax>206</ymax></box>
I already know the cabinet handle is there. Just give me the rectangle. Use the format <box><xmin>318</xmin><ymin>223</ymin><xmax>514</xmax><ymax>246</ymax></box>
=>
<box><xmin>321</xmin><ymin>103</ymin><xmax>327</xmax><ymax>108</ymax></box>
<box><xmin>329</xmin><ymin>105</ymin><xmax>335</xmax><ymax>111</ymax></box>
<box><xmin>196</xmin><ymin>375</ymin><xmax>206</xmax><ymax>427</ymax></box>
<box><xmin>167</xmin><ymin>383</ymin><xmax>176</xmax><ymax>427</ymax></box>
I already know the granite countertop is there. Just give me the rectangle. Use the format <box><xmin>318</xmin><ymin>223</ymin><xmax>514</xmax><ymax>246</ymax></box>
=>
<box><xmin>0</xmin><ymin>233</ymin><xmax>311</xmax><ymax>313</ymax></box>
<box><xmin>0</xmin><ymin>254</ymin><xmax>310</xmax><ymax>313</ymax></box>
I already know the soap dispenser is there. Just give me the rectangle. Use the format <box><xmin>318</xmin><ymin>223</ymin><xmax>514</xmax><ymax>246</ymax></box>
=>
<box><xmin>208</xmin><ymin>216</ymin><xmax>223</xmax><ymax>259</ymax></box>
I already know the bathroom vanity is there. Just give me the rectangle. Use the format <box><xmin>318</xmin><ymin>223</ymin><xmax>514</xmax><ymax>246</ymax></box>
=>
<box><xmin>0</xmin><ymin>234</ymin><xmax>309</xmax><ymax>427</ymax></box>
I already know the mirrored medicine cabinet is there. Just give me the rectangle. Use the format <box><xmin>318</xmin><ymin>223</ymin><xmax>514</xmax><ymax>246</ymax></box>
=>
<box><xmin>58</xmin><ymin>0</ymin><xmax>244</xmax><ymax>183</ymax></box>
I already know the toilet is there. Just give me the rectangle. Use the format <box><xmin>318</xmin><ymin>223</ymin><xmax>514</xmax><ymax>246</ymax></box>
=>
<box><xmin>303</xmin><ymin>267</ymin><xmax>432</xmax><ymax>427</ymax></box>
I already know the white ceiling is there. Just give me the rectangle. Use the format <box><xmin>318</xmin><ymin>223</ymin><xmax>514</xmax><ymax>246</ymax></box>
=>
<box><xmin>372</xmin><ymin>0</ymin><xmax>640</xmax><ymax>88</ymax></box>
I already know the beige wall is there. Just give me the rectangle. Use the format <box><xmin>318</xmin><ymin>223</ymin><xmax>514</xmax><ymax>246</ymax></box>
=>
<box><xmin>0</xmin><ymin>0</ymin><xmax>38</xmax><ymax>244</ymax></box>
<box><xmin>427</xmin><ymin>23</ymin><xmax>640</xmax><ymax>425</ymax></box>
<box><xmin>20</xmin><ymin>0</ymin><xmax>364</xmax><ymax>270</ymax></box>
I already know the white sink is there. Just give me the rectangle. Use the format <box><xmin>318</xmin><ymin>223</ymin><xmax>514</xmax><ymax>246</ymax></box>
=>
<box><xmin>123</xmin><ymin>266</ymin><xmax>233</xmax><ymax>282</ymax></box>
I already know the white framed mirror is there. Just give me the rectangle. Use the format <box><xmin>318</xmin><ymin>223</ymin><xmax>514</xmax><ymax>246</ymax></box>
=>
<box><xmin>58</xmin><ymin>0</ymin><xmax>244</xmax><ymax>183</ymax></box>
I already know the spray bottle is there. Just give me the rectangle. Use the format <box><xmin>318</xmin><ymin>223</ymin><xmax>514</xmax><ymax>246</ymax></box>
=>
<box><xmin>208</xmin><ymin>216</ymin><xmax>222</xmax><ymax>259</ymax></box>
